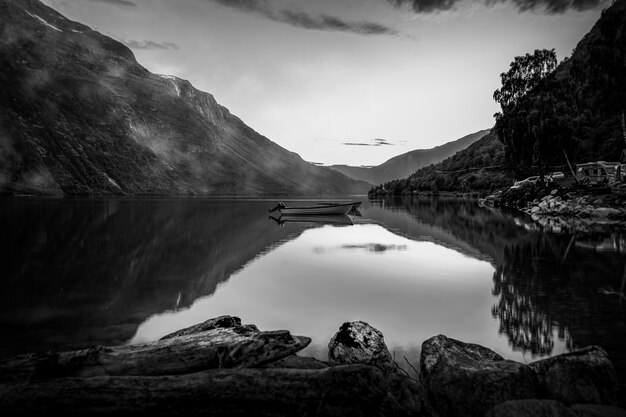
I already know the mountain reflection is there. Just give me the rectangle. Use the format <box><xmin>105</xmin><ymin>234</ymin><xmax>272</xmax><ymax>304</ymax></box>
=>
<box><xmin>0</xmin><ymin>199</ymin><xmax>311</xmax><ymax>357</ymax></box>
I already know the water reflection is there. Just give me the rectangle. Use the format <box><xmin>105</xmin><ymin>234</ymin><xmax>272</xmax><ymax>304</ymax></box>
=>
<box><xmin>268</xmin><ymin>214</ymin><xmax>354</xmax><ymax>227</ymax></box>
<box><xmin>130</xmin><ymin>223</ymin><xmax>496</xmax><ymax>369</ymax></box>
<box><xmin>1</xmin><ymin>197</ymin><xmax>625</xmax><ymax>385</ymax></box>
<box><xmin>0</xmin><ymin>198</ymin><xmax>312</xmax><ymax>356</ymax></box>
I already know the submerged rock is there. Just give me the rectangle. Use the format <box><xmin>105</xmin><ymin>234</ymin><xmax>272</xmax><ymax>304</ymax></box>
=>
<box><xmin>328</xmin><ymin>321</ymin><xmax>395</xmax><ymax>373</ymax></box>
<box><xmin>420</xmin><ymin>334</ymin><xmax>540</xmax><ymax>417</ymax></box>
<box><xmin>530</xmin><ymin>346</ymin><xmax>618</xmax><ymax>405</ymax></box>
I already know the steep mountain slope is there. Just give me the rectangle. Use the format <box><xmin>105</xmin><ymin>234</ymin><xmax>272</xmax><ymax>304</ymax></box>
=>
<box><xmin>493</xmin><ymin>0</ymin><xmax>626</xmax><ymax>170</ymax></box>
<box><xmin>0</xmin><ymin>0</ymin><xmax>369</xmax><ymax>196</ymax></box>
<box><xmin>328</xmin><ymin>129</ymin><xmax>490</xmax><ymax>184</ymax></box>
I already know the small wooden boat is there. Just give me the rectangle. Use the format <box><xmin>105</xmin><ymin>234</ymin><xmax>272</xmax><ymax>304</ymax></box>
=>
<box><xmin>317</xmin><ymin>201</ymin><xmax>362</xmax><ymax>209</ymax></box>
<box><xmin>269</xmin><ymin>201</ymin><xmax>355</xmax><ymax>215</ymax></box>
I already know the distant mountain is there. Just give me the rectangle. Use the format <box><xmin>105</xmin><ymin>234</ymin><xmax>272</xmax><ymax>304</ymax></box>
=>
<box><xmin>0</xmin><ymin>0</ymin><xmax>369</xmax><ymax>196</ymax></box>
<box><xmin>328</xmin><ymin>129</ymin><xmax>491</xmax><ymax>185</ymax></box>
<box><xmin>368</xmin><ymin>132</ymin><xmax>514</xmax><ymax>196</ymax></box>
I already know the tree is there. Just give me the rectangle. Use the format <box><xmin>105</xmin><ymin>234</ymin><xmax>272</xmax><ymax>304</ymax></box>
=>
<box><xmin>493</xmin><ymin>49</ymin><xmax>558</xmax><ymax>173</ymax></box>
<box><xmin>493</xmin><ymin>49</ymin><xmax>557</xmax><ymax>112</ymax></box>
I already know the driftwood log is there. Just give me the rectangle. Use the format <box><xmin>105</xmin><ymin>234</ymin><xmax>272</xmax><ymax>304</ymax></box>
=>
<box><xmin>0</xmin><ymin>322</ymin><xmax>309</xmax><ymax>383</ymax></box>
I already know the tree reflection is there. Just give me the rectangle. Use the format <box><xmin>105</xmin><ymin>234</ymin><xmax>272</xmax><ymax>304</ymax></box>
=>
<box><xmin>492</xmin><ymin>262</ymin><xmax>560</xmax><ymax>356</ymax></box>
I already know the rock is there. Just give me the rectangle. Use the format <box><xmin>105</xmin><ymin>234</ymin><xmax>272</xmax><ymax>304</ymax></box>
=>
<box><xmin>258</xmin><ymin>354</ymin><xmax>329</xmax><ymax>369</ymax></box>
<box><xmin>530</xmin><ymin>346</ymin><xmax>618</xmax><ymax>405</ymax></box>
<box><xmin>551</xmin><ymin>189</ymin><xmax>559</xmax><ymax>196</ymax></box>
<box><xmin>570</xmin><ymin>404</ymin><xmax>626</xmax><ymax>417</ymax></box>
<box><xmin>531</xmin><ymin>206</ymin><xmax>541</xmax><ymax>213</ymax></box>
<box><xmin>590</xmin><ymin>207</ymin><xmax>620</xmax><ymax>218</ymax></box>
<box><xmin>0</xmin><ymin>364</ymin><xmax>399</xmax><ymax>416</ymax></box>
<box><xmin>539</xmin><ymin>201</ymin><xmax>550</xmax><ymax>211</ymax></box>
<box><xmin>485</xmin><ymin>399</ymin><xmax>577</xmax><ymax>417</ymax></box>
<box><xmin>382</xmin><ymin>371</ymin><xmax>435</xmax><ymax>417</ymax></box>
<box><xmin>328</xmin><ymin>321</ymin><xmax>395</xmax><ymax>373</ymax></box>
<box><xmin>160</xmin><ymin>315</ymin><xmax>242</xmax><ymax>339</ymax></box>
<box><xmin>420</xmin><ymin>334</ymin><xmax>540</xmax><ymax>417</ymax></box>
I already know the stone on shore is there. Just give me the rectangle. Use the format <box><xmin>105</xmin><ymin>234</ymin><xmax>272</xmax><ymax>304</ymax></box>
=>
<box><xmin>328</xmin><ymin>321</ymin><xmax>395</xmax><ymax>373</ymax></box>
<box><xmin>420</xmin><ymin>334</ymin><xmax>540</xmax><ymax>417</ymax></box>
<box><xmin>530</xmin><ymin>346</ymin><xmax>618</xmax><ymax>405</ymax></box>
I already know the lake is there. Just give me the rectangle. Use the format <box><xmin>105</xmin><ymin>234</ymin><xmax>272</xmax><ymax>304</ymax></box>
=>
<box><xmin>1</xmin><ymin>197</ymin><xmax>625</xmax><ymax>383</ymax></box>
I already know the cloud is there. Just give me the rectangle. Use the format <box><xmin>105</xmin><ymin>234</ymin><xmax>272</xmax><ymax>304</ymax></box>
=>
<box><xmin>85</xmin><ymin>0</ymin><xmax>137</xmax><ymax>7</ymax></box>
<box><xmin>386</xmin><ymin>0</ymin><xmax>605</xmax><ymax>14</ymax></box>
<box><xmin>342</xmin><ymin>138</ymin><xmax>395</xmax><ymax>146</ymax></box>
<box><xmin>120</xmin><ymin>39</ymin><xmax>180</xmax><ymax>50</ymax></box>
<box><xmin>210</xmin><ymin>0</ymin><xmax>398</xmax><ymax>36</ymax></box>
<box><xmin>342</xmin><ymin>243</ymin><xmax>408</xmax><ymax>252</ymax></box>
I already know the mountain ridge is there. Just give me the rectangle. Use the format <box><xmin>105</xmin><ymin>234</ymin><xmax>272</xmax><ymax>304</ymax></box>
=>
<box><xmin>0</xmin><ymin>0</ymin><xmax>370</xmax><ymax>196</ymax></box>
<box><xmin>328</xmin><ymin>128</ymin><xmax>491</xmax><ymax>185</ymax></box>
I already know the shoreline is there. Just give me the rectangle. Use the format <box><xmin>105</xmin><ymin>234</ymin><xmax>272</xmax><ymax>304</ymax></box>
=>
<box><xmin>479</xmin><ymin>183</ymin><xmax>626</xmax><ymax>233</ymax></box>
<box><xmin>1</xmin><ymin>316</ymin><xmax>624</xmax><ymax>416</ymax></box>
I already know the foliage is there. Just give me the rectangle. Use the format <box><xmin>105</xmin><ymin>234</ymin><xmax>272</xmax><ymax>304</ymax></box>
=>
<box><xmin>493</xmin><ymin>1</ymin><xmax>626</xmax><ymax>174</ymax></box>
<box><xmin>368</xmin><ymin>133</ymin><xmax>514</xmax><ymax>196</ymax></box>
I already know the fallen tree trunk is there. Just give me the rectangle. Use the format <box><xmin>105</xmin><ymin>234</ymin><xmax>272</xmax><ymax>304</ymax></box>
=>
<box><xmin>0</xmin><ymin>365</ymin><xmax>395</xmax><ymax>416</ymax></box>
<box><xmin>0</xmin><ymin>326</ymin><xmax>310</xmax><ymax>382</ymax></box>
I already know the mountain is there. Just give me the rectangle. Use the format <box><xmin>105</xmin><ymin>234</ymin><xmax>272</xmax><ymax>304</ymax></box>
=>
<box><xmin>0</xmin><ymin>0</ymin><xmax>370</xmax><ymax>196</ymax></box>
<box><xmin>328</xmin><ymin>129</ymin><xmax>491</xmax><ymax>185</ymax></box>
<box><xmin>371</xmin><ymin>0</ymin><xmax>626</xmax><ymax>196</ymax></box>
<box><xmin>492</xmin><ymin>0</ymin><xmax>626</xmax><ymax>172</ymax></box>
<box><xmin>368</xmin><ymin>132</ymin><xmax>514</xmax><ymax>195</ymax></box>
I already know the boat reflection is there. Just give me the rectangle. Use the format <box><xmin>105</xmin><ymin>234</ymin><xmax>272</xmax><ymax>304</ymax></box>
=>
<box><xmin>268</xmin><ymin>214</ymin><xmax>354</xmax><ymax>227</ymax></box>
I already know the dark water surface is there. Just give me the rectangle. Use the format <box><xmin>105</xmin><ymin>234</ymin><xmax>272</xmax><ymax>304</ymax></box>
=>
<box><xmin>1</xmin><ymin>197</ymin><xmax>625</xmax><ymax>382</ymax></box>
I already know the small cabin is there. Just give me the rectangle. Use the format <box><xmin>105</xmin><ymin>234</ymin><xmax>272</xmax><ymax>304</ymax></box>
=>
<box><xmin>575</xmin><ymin>161</ymin><xmax>622</xmax><ymax>185</ymax></box>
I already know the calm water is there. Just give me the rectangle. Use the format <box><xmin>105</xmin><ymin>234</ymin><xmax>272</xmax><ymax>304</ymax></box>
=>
<box><xmin>1</xmin><ymin>197</ymin><xmax>625</xmax><ymax>381</ymax></box>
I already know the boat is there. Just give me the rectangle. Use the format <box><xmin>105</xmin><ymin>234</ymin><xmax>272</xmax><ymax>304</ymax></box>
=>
<box><xmin>316</xmin><ymin>201</ymin><xmax>361</xmax><ymax>208</ymax></box>
<box><xmin>268</xmin><ymin>201</ymin><xmax>355</xmax><ymax>215</ymax></box>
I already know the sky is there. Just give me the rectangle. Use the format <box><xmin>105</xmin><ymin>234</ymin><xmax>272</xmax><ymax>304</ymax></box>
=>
<box><xmin>41</xmin><ymin>0</ymin><xmax>610</xmax><ymax>167</ymax></box>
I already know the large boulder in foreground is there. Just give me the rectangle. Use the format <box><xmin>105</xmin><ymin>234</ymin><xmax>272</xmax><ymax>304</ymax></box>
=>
<box><xmin>485</xmin><ymin>399</ymin><xmax>577</xmax><ymax>417</ymax></box>
<box><xmin>420</xmin><ymin>334</ymin><xmax>540</xmax><ymax>417</ymax></box>
<box><xmin>328</xmin><ymin>321</ymin><xmax>395</xmax><ymax>373</ymax></box>
<box><xmin>530</xmin><ymin>346</ymin><xmax>618</xmax><ymax>405</ymax></box>
<box><xmin>570</xmin><ymin>404</ymin><xmax>626</xmax><ymax>417</ymax></box>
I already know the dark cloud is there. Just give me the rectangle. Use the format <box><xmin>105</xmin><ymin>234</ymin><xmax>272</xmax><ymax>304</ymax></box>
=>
<box><xmin>342</xmin><ymin>244</ymin><xmax>408</xmax><ymax>252</ymax></box>
<box><xmin>121</xmin><ymin>39</ymin><xmax>179</xmax><ymax>50</ymax></box>
<box><xmin>342</xmin><ymin>138</ymin><xmax>395</xmax><ymax>146</ymax></box>
<box><xmin>211</xmin><ymin>0</ymin><xmax>397</xmax><ymax>36</ymax></box>
<box><xmin>386</xmin><ymin>0</ymin><xmax>604</xmax><ymax>14</ymax></box>
<box><xmin>85</xmin><ymin>0</ymin><xmax>137</xmax><ymax>7</ymax></box>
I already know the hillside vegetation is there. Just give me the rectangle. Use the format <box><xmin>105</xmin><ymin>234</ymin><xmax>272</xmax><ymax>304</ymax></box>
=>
<box><xmin>493</xmin><ymin>0</ymin><xmax>626</xmax><ymax>177</ymax></box>
<box><xmin>369</xmin><ymin>132</ymin><xmax>513</xmax><ymax>196</ymax></box>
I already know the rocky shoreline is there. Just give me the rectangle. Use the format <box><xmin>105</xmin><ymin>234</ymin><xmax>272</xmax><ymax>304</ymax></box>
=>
<box><xmin>480</xmin><ymin>184</ymin><xmax>626</xmax><ymax>233</ymax></box>
<box><xmin>1</xmin><ymin>315</ymin><xmax>625</xmax><ymax>416</ymax></box>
